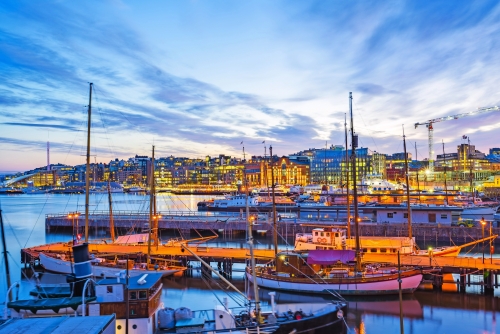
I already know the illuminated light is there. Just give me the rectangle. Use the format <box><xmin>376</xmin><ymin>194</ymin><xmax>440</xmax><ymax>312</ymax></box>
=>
<box><xmin>279</xmin><ymin>255</ymin><xmax>285</xmax><ymax>261</ymax></box>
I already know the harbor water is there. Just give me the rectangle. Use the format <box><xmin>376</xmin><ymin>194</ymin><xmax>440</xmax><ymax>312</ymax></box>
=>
<box><xmin>0</xmin><ymin>193</ymin><xmax>499</xmax><ymax>333</ymax></box>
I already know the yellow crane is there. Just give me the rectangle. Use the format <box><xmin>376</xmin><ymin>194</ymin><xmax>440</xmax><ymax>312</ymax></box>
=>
<box><xmin>415</xmin><ymin>106</ymin><xmax>500</xmax><ymax>172</ymax></box>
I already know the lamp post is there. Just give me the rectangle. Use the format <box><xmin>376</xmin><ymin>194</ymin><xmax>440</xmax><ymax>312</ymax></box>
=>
<box><xmin>68</xmin><ymin>212</ymin><xmax>80</xmax><ymax>245</ymax></box>
<box><xmin>490</xmin><ymin>220</ymin><xmax>493</xmax><ymax>265</ymax></box>
<box><xmin>480</xmin><ymin>217</ymin><xmax>486</xmax><ymax>264</ymax></box>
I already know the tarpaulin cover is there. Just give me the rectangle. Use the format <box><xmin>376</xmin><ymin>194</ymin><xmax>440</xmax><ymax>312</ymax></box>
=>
<box><xmin>306</xmin><ymin>250</ymin><xmax>356</xmax><ymax>265</ymax></box>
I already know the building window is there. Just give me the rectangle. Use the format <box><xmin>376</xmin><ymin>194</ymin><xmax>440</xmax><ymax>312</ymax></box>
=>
<box><xmin>428</xmin><ymin>213</ymin><xmax>436</xmax><ymax>223</ymax></box>
<box><xmin>106</xmin><ymin>286</ymin><xmax>113</xmax><ymax>293</ymax></box>
<box><xmin>404</xmin><ymin>213</ymin><xmax>408</xmax><ymax>218</ymax></box>
<box><xmin>387</xmin><ymin>213</ymin><xmax>394</xmax><ymax>218</ymax></box>
<box><xmin>130</xmin><ymin>291</ymin><xmax>137</xmax><ymax>300</ymax></box>
<box><xmin>441</xmin><ymin>214</ymin><xmax>447</xmax><ymax>219</ymax></box>
<box><xmin>139</xmin><ymin>291</ymin><xmax>147</xmax><ymax>299</ymax></box>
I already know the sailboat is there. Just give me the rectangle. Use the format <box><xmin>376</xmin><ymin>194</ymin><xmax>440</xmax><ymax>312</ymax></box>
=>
<box><xmin>247</xmin><ymin>93</ymin><xmax>423</xmax><ymax>295</ymax></box>
<box><xmin>37</xmin><ymin>84</ymin><xmax>185</xmax><ymax>278</ymax></box>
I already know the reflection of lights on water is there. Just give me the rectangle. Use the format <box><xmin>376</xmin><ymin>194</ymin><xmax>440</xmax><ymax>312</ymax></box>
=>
<box><xmin>359</xmin><ymin>320</ymin><xmax>365</xmax><ymax>334</ymax></box>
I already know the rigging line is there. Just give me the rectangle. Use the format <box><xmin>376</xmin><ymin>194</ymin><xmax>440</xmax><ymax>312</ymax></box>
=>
<box><xmin>23</xmin><ymin>193</ymin><xmax>61</xmax><ymax>248</ymax></box>
<box><xmin>353</xmin><ymin>102</ymin><xmax>380</xmax><ymax>153</ymax></box>
<box><xmin>91</xmin><ymin>85</ymin><xmax>119</xmax><ymax>158</ymax></box>
<box><xmin>282</xmin><ymin>260</ymin><xmax>345</xmax><ymax>301</ymax></box>
<box><xmin>199</xmin><ymin>274</ymin><xmax>246</xmax><ymax>311</ymax></box>
<box><xmin>89</xmin><ymin>84</ymin><xmax>153</xmax><ymax>146</ymax></box>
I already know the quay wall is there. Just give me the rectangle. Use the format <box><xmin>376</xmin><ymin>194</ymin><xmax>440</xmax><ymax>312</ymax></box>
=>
<box><xmin>46</xmin><ymin>213</ymin><xmax>500</xmax><ymax>245</ymax></box>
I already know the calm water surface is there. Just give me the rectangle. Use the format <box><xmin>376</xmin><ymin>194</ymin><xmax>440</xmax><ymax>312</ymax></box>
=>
<box><xmin>0</xmin><ymin>193</ymin><xmax>499</xmax><ymax>334</ymax></box>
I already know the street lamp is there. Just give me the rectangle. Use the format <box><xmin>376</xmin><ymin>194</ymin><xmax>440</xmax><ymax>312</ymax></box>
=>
<box><xmin>480</xmin><ymin>217</ymin><xmax>486</xmax><ymax>264</ymax></box>
<box><xmin>68</xmin><ymin>212</ymin><xmax>80</xmax><ymax>245</ymax></box>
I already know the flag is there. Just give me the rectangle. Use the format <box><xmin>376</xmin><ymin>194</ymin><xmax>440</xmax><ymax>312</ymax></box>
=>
<box><xmin>462</xmin><ymin>135</ymin><xmax>467</xmax><ymax>139</ymax></box>
<box><xmin>262</xmin><ymin>140</ymin><xmax>265</xmax><ymax>144</ymax></box>
<box><xmin>240</xmin><ymin>141</ymin><xmax>243</xmax><ymax>144</ymax></box>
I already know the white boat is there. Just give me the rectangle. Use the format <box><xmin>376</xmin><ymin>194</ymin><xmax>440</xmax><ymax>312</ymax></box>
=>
<box><xmin>212</xmin><ymin>193</ymin><xmax>259</xmax><ymax>208</ymax></box>
<box><xmin>359</xmin><ymin>177</ymin><xmax>402</xmax><ymax>193</ymax></box>
<box><xmin>38</xmin><ymin>252</ymin><xmax>184</xmax><ymax>278</ymax></box>
<box><xmin>127</xmin><ymin>186</ymin><xmax>146</xmax><ymax>193</ymax></box>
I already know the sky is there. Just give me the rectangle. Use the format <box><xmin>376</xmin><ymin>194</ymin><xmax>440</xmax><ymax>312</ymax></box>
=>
<box><xmin>1</xmin><ymin>0</ymin><xmax>500</xmax><ymax>172</ymax></box>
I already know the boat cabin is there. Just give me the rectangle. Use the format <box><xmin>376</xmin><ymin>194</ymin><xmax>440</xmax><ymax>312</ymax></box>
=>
<box><xmin>89</xmin><ymin>273</ymin><xmax>163</xmax><ymax>334</ymax></box>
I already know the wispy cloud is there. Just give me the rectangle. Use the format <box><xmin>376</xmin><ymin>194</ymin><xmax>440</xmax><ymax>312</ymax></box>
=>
<box><xmin>0</xmin><ymin>1</ymin><xmax>499</xmax><ymax>170</ymax></box>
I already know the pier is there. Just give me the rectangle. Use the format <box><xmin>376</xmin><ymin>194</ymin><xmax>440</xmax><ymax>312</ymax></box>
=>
<box><xmin>45</xmin><ymin>211</ymin><xmax>500</xmax><ymax>244</ymax></box>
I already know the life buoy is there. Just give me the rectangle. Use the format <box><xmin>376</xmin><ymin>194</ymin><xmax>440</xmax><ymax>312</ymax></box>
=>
<box><xmin>294</xmin><ymin>311</ymin><xmax>303</xmax><ymax>320</ymax></box>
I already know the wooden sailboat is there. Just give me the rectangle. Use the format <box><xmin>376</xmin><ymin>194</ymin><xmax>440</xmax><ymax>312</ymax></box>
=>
<box><xmin>247</xmin><ymin>93</ymin><xmax>423</xmax><ymax>295</ymax></box>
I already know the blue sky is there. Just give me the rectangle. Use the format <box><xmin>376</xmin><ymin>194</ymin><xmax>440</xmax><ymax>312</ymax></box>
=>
<box><xmin>1</xmin><ymin>0</ymin><xmax>499</xmax><ymax>171</ymax></box>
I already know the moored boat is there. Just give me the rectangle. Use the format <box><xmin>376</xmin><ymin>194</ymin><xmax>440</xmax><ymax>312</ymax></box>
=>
<box><xmin>246</xmin><ymin>250</ymin><xmax>423</xmax><ymax>295</ymax></box>
<box><xmin>38</xmin><ymin>252</ymin><xmax>185</xmax><ymax>278</ymax></box>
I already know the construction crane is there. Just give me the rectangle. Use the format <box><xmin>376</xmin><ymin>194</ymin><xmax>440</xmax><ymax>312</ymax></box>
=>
<box><xmin>415</xmin><ymin>106</ymin><xmax>500</xmax><ymax>172</ymax></box>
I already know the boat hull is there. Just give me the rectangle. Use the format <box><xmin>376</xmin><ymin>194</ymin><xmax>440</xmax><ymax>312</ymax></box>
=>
<box><xmin>247</xmin><ymin>270</ymin><xmax>423</xmax><ymax>296</ymax></box>
<box><xmin>39</xmin><ymin>253</ymin><xmax>182</xmax><ymax>278</ymax></box>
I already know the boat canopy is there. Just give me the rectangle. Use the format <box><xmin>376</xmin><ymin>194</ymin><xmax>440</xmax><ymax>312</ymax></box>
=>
<box><xmin>306</xmin><ymin>250</ymin><xmax>356</xmax><ymax>265</ymax></box>
<box><xmin>8</xmin><ymin>296</ymin><xmax>96</xmax><ymax>314</ymax></box>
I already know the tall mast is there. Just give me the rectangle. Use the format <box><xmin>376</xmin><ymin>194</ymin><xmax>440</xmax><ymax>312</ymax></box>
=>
<box><xmin>324</xmin><ymin>141</ymin><xmax>327</xmax><ymax>185</ymax></box>
<box><xmin>84</xmin><ymin>83</ymin><xmax>93</xmax><ymax>243</ymax></box>
<box><xmin>349</xmin><ymin>92</ymin><xmax>361</xmax><ymax>272</ymax></box>
<box><xmin>107</xmin><ymin>180</ymin><xmax>115</xmax><ymax>241</ymax></box>
<box><xmin>0</xmin><ymin>210</ymin><xmax>12</xmax><ymax>300</ymax></box>
<box><xmin>442</xmin><ymin>140</ymin><xmax>449</xmax><ymax>206</ymax></box>
<box><xmin>270</xmin><ymin>146</ymin><xmax>278</xmax><ymax>256</ymax></box>
<box><xmin>468</xmin><ymin>137</ymin><xmax>474</xmax><ymax>202</ymax></box>
<box><xmin>344</xmin><ymin>113</ymin><xmax>351</xmax><ymax>238</ymax></box>
<box><xmin>415</xmin><ymin>142</ymin><xmax>421</xmax><ymax>204</ymax></box>
<box><xmin>244</xmin><ymin>160</ymin><xmax>261</xmax><ymax>320</ymax></box>
<box><xmin>147</xmin><ymin>145</ymin><xmax>155</xmax><ymax>264</ymax></box>
<box><xmin>403</xmin><ymin>127</ymin><xmax>412</xmax><ymax>240</ymax></box>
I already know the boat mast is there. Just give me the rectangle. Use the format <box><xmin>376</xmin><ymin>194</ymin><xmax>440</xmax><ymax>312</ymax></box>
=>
<box><xmin>244</xmin><ymin>162</ymin><xmax>261</xmax><ymax>320</ymax></box>
<box><xmin>0</xmin><ymin>210</ymin><xmax>12</xmax><ymax>300</ymax></box>
<box><xmin>442</xmin><ymin>140</ymin><xmax>449</xmax><ymax>206</ymax></box>
<box><xmin>270</xmin><ymin>146</ymin><xmax>278</xmax><ymax>256</ymax></box>
<box><xmin>349</xmin><ymin>92</ymin><xmax>361</xmax><ymax>272</ymax></box>
<box><xmin>415</xmin><ymin>142</ymin><xmax>421</xmax><ymax>204</ymax></box>
<box><xmin>107</xmin><ymin>180</ymin><xmax>115</xmax><ymax>241</ymax></box>
<box><xmin>344</xmin><ymin>113</ymin><xmax>351</xmax><ymax>238</ymax></box>
<box><xmin>468</xmin><ymin>137</ymin><xmax>474</xmax><ymax>202</ymax></box>
<box><xmin>403</xmin><ymin>126</ymin><xmax>412</xmax><ymax>240</ymax></box>
<box><xmin>147</xmin><ymin>145</ymin><xmax>155</xmax><ymax>265</ymax></box>
<box><xmin>84</xmin><ymin>82</ymin><xmax>93</xmax><ymax>243</ymax></box>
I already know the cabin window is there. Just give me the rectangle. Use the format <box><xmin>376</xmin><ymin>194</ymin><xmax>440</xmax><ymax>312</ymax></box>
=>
<box><xmin>404</xmin><ymin>213</ymin><xmax>408</xmax><ymax>218</ymax></box>
<box><xmin>326</xmin><ymin>232</ymin><xmax>330</xmax><ymax>237</ymax></box>
<box><xmin>387</xmin><ymin>213</ymin><xmax>394</xmax><ymax>218</ymax></box>
<box><xmin>441</xmin><ymin>214</ymin><xmax>448</xmax><ymax>219</ymax></box>
<box><xmin>320</xmin><ymin>232</ymin><xmax>324</xmax><ymax>237</ymax></box>
<box><xmin>130</xmin><ymin>291</ymin><xmax>137</xmax><ymax>300</ymax></box>
<box><xmin>314</xmin><ymin>231</ymin><xmax>318</xmax><ymax>236</ymax></box>
<box><xmin>362</xmin><ymin>248</ymin><xmax>367</xmax><ymax>253</ymax></box>
<box><xmin>380</xmin><ymin>248</ymin><xmax>387</xmax><ymax>253</ymax></box>
<box><xmin>106</xmin><ymin>286</ymin><xmax>113</xmax><ymax>293</ymax></box>
<box><xmin>139</xmin><ymin>291</ymin><xmax>147</xmax><ymax>299</ymax></box>
<box><xmin>428</xmin><ymin>213</ymin><xmax>437</xmax><ymax>223</ymax></box>
<box><xmin>371</xmin><ymin>248</ymin><xmax>377</xmax><ymax>253</ymax></box>
<box><xmin>335</xmin><ymin>233</ymin><xmax>339</xmax><ymax>237</ymax></box>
